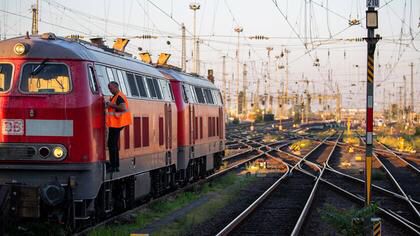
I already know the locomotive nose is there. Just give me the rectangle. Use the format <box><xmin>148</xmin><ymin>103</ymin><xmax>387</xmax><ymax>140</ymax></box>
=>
<box><xmin>40</xmin><ymin>182</ymin><xmax>65</xmax><ymax>206</ymax></box>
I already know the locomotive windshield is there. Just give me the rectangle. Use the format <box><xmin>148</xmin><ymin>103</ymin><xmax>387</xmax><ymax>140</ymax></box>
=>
<box><xmin>20</xmin><ymin>63</ymin><xmax>71</xmax><ymax>93</ymax></box>
<box><xmin>0</xmin><ymin>64</ymin><xmax>12</xmax><ymax>92</ymax></box>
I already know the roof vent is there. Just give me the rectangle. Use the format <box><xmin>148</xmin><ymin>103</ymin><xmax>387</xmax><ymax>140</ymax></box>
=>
<box><xmin>157</xmin><ymin>53</ymin><xmax>171</xmax><ymax>66</ymax></box>
<box><xmin>139</xmin><ymin>52</ymin><xmax>152</xmax><ymax>64</ymax></box>
<box><xmin>40</xmin><ymin>32</ymin><xmax>57</xmax><ymax>40</ymax></box>
<box><xmin>113</xmin><ymin>38</ymin><xmax>129</xmax><ymax>52</ymax></box>
<box><xmin>90</xmin><ymin>37</ymin><xmax>105</xmax><ymax>48</ymax></box>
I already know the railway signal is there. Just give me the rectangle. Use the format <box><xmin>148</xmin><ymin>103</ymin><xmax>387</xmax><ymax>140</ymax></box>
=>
<box><xmin>364</xmin><ymin>0</ymin><xmax>381</xmax><ymax>207</ymax></box>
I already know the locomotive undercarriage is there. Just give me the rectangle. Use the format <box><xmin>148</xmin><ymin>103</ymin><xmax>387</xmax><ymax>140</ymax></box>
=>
<box><xmin>72</xmin><ymin>151</ymin><xmax>224</xmax><ymax>230</ymax></box>
<box><xmin>1</xmin><ymin>151</ymin><xmax>224</xmax><ymax>232</ymax></box>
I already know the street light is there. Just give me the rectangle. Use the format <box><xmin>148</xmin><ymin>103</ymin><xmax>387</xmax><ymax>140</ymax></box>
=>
<box><xmin>190</xmin><ymin>3</ymin><xmax>200</xmax><ymax>74</ymax></box>
<box><xmin>234</xmin><ymin>26</ymin><xmax>243</xmax><ymax>116</ymax></box>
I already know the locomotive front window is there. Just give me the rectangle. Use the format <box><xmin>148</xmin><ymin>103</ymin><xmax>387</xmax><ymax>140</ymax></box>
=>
<box><xmin>0</xmin><ymin>64</ymin><xmax>13</xmax><ymax>92</ymax></box>
<box><xmin>20</xmin><ymin>63</ymin><xmax>71</xmax><ymax>93</ymax></box>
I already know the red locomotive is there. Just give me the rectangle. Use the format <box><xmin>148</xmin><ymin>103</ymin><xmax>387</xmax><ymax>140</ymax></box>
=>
<box><xmin>0</xmin><ymin>33</ymin><xmax>225</xmax><ymax>228</ymax></box>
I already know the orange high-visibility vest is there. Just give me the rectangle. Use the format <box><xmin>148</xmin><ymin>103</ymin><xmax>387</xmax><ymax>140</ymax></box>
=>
<box><xmin>106</xmin><ymin>91</ymin><xmax>132</xmax><ymax>128</ymax></box>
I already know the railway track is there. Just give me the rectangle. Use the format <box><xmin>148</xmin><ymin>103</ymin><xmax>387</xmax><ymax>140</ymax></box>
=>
<box><xmin>226</xmin><ymin>170</ymin><xmax>316</xmax><ymax>235</ymax></box>
<box><xmin>75</xmin><ymin>133</ymin><xmax>291</xmax><ymax>235</ymax></box>
<box><xmin>298</xmin><ymin>135</ymin><xmax>420</xmax><ymax>234</ymax></box>
<box><xmin>355</xmin><ymin>134</ymin><xmax>420</xmax><ymax>222</ymax></box>
<box><xmin>221</xmin><ymin>132</ymin><xmax>420</xmax><ymax>235</ymax></box>
<box><xmin>216</xmin><ymin>135</ymin><xmax>334</xmax><ymax>235</ymax></box>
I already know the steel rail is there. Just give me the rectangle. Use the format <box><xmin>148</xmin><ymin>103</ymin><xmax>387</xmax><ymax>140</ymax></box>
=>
<box><xmin>214</xmin><ymin>156</ymin><xmax>290</xmax><ymax>236</ymax></box>
<box><xmin>216</xmin><ymin>134</ymin><xmax>336</xmax><ymax>236</ymax></box>
<box><xmin>320</xmin><ymin>177</ymin><xmax>420</xmax><ymax>235</ymax></box>
<box><xmin>375</xmin><ymin>141</ymin><xmax>420</xmax><ymax>173</ymax></box>
<box><xmin>75</xmin><ymin>135</ymin><xmax>267</xmax><ymax>236</ymax></box>
<box><xmin>278</xmin><ymin>140</ymin><xmax>412</xmax><ymax>204</ymax></box>
<box><xmin>357</xmin><ymin>133</ymin><xmax>420</xmax><ymax>220</ymax></box>
<box><xmin>277</xmin><ymin>135</ymin><xmax>420</xmax><ymax>229</ymax></box>
<box><xmin>275</xmin><ymin>150</ymin><xmax>420</xmax><ymax>235</ymax></box>
<box><xmin>291</xmin><ymin>131</ymin><xmax>342</xmax><ymax>235</ymax></box>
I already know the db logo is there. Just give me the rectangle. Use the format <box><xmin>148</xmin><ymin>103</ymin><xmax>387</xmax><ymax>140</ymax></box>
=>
<box><xmin>1</xmin><ymin>119</ymin><xmax>24</xmax><ymax>135</ymax></box>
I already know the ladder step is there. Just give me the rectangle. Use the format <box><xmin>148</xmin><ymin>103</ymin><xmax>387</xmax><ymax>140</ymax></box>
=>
<box><xmin>74</xmin><ymin>216</ymin><xmax>90</xmax><ymax>220</ymax></box>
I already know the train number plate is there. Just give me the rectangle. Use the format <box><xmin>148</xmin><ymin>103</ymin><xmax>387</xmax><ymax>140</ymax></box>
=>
<box><xmin>1</xmin><ymin>119</ymin><xmax>24</xmax><ymax>135</ymax></box>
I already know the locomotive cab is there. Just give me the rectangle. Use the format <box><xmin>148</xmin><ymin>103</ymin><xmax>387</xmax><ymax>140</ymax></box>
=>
<box><xmin>0</xmin><ymin>35</ymin><xmax>105</xmax><ymax>221</ymax></box>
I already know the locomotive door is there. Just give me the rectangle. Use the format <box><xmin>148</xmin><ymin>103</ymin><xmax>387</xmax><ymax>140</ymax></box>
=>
<box><xmin>87</xmin><ymin>64</ymin><xmax>107</xmax><ymax>161</ymax></box>
<box><xmin>164</xmin><ymin>103</ymin><xmax>172</xmax><ymax>165</ymax></box>
<box><xmin>218</xmin><ymin>107</ymin><xmax>223</xmax><ymax>139</ymax></box>
<box><xmin>189</xmin><ymin>103</ymin><xmax>195</xmax><ymax>145</ymax></box>
<box><xmin>164</xmin><ymin>103</ymin><xmax>172</xmax><ymax>150</ymax></box>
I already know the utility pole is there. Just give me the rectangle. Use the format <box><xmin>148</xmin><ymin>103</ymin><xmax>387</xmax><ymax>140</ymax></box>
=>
<box><xmin>254</xmin><ymin>70</ymin><xmax>261</xmax><ymax>113</ymax></box>
<box><xmin>364</xmin><ymin>1</ymin><xmax>380</xmax><ymax>206</ymax></box>
<box><xmin>266</xmin><ymin>47</ymin><xmax>273</xmax><ymax>113</ymax></box>
<box><xmin>410</xmin><ymin>62</ymin><xmax>414</xmax><ymax>124</ymax></box>
<box><xmin>31</xmin><ymin>0</ymin><xmax>39</xmax><ymax>35</ymax></box>
<box><xmin>304</xmin><ymin>79</ymin><xmax>310</xmax><ymax>124</ymax></box>
<box><xmin>399</xmin><ymin>86</ymin><xmax>403</xmax><ymax>122</ymax></box>
<box><xmin>336</xmin><ymin>84</ymin><xmax>341</xmax><ymax>122</ymax></box>
<box><xmin>234</xmin><ymin>26</ymin><xmax>243</xmax><ymax>116</ymax></box>
<box><xmin>243</xmin><ymin>63</ymin><xmax>248</xmax><ymax>116</ymax></box>
<box><xmin>403</xmin><ymin>75</ymin><xmax>407</xmax><ymax>122</ymax></box>
<box><xmin>181</xmin><ymin>23</ymin><xmax>187</xmax><ymax>72</ymax></box>
<box><xmin>189</xmin><ymin>3</ymin><xmax>200</xmax><ymax>74</ymax></box>
<box><xmin>382</xmin><ymin>88</ymin><xmax>386</xmax><ymax>114</ymax></box>
<box><xmin>222</xmin><ymin>56</ymin><xmax>227</xmax><ymax>110</ymax></box>
<box><xmin>282</xmin><ymin>48</ymin><xmax>290</xmax><ymax>114</ymax></box>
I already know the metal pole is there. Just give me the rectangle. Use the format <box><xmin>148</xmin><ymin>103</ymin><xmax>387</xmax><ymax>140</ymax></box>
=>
<box><xmin>31</xmin><ymin>0</ymin><xmax>39</xmax><ymax>35</ymax></box>
<box><xmin>410</xmin><ymin>62</ymin><xmax>414</xmax><ymax>124</ymax></box>
<box><xmin>189</xmin><ymin>3</ymin><xmax>200</xmax><ymax>74</ymax></box>
<box><xmin>266</xmin><ymin>47</ymin><xmax>273</xmax><ymax>113</ymax></box>
<box><xmin>222</xmin><ymin>56</ymin><xmax>227</xmax><ymax>110</ymax></box>
<box><xmin>403</xmin><ymin>76</ymin><xmax>407</xmax><ymax>122</ymax></box>
<box><xmin>243</xmin><ymin>63</ymin><xmax>248</xmax><ymax>115</ymax></box>
<box><xmin>285</xmin><ymin>49</ymin><xmax>289</xmax><ymax>112</ymax></box>
<box><xmin>234</xmin><ymin>27</ymin><xmax>243</xmax><ymax>116</ymax></box>
<box><xmin>181</xmin><ymin>23</ymin><xmax>186</xmax><ymax>72</ymax></box>
<box><xmin>364</xmin><ymin>5</ymin><xmax>380</xmax><ymax>206</ymax></box>
<box><xmin>193</xmin><ymin>9</ymin><xmax>196</xmax><ymax>73</ymax></box>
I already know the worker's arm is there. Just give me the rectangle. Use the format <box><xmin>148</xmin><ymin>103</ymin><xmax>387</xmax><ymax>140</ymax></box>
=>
<box><xmin>106</xmin><ymin>102</ymin><xmax>127</xmax><ymax>112</ymax></box>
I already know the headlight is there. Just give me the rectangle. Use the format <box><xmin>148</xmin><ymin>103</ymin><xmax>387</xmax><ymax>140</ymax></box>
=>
<box><xmin>53</xmin><ymin>147</ymin><xmax>64</xmax><ymax>159</ymax></box>
<box><xmin>13</xmin><ymin>43</ymin><xmax>28</xmax><ymax>55</ymax></box>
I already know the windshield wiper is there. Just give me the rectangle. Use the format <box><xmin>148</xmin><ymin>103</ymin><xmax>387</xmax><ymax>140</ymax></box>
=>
<box><xmin>31</xmin><ymin>59</ymin><xmax>48</xmax><ymax>76</ymax></box>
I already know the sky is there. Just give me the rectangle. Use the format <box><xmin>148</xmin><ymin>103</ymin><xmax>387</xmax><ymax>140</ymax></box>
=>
<box><xmin>1</xmin><ymin>0</ymin><xmax>419</xmax><ymax>111</ymax></box>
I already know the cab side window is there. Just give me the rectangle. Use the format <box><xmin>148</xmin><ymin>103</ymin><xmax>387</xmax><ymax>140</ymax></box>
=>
<box><xmin>88</xmin><ymin>66</ymin><xmax>98</xmax><ymax>93</ymax></box>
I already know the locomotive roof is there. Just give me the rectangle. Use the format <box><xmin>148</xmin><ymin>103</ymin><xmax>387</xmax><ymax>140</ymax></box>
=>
<box><xmin>159</xmin><ymin>68</ymin><xmax>218</xmax><ymax>90</ymax></box>
<box><xmin>0</xmin><ymin>34</ymin><xmax>164</xmax><ymax>78</ymax></box>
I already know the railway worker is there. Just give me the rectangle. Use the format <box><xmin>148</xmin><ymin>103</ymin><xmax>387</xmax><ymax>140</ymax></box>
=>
<box><xmin>105</xmin><ymin>81</ymin><xmax>132</xmax><ymax>172</ymax></box>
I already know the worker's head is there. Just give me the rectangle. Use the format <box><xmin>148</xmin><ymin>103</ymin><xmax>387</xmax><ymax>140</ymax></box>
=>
<box><xmin>108</xmin><ymin>81</ymin><xmax>119</xmax><ymax>95</ymax></box>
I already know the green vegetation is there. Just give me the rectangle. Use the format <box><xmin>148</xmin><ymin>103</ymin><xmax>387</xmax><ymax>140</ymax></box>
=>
<box><xmin>263</xmin><ymin>134</ymin><xmax>284</xmax><ymax>143</ymax></box>
<box><xmin>377</xmin><ymin>136</ymin><xmax>416</xmax><ymax>153</ymax></box>
<box><xmin>317</xmin><ymin>129</ymin><xmax>337</xmax><ymax>138</ymax></box>
<box><xmin>154</xmin><ymin>173</ymin><xmax>257</xmax><ymax>235</ymax></box>
<box><xmin>89</xmin><ymin>173</ymin><xmax>257</xmax><ymax>236</ymax></box>
<box><xmin>374</xmin><ymin>124</ymin><xmax>420</xmax><ymax>153</ymax></box>
<box><xmin>6</xmin><ymin>221</ymin><xmax>68</xmax><ymax>236</ymax></box>
<box><xmin>320</xmin><ymin>203</ymin><xmax>378</xmax><ymax>236</ymax></box>
<box><xmin>371</xmin><ymin>169</ymin><xmax>386</xmax><ymax>180</ymax></box>
<box><xmin>343</xmin><ymin>131</ymin><xmax>360</xmax><ymax>146</ymax></box>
